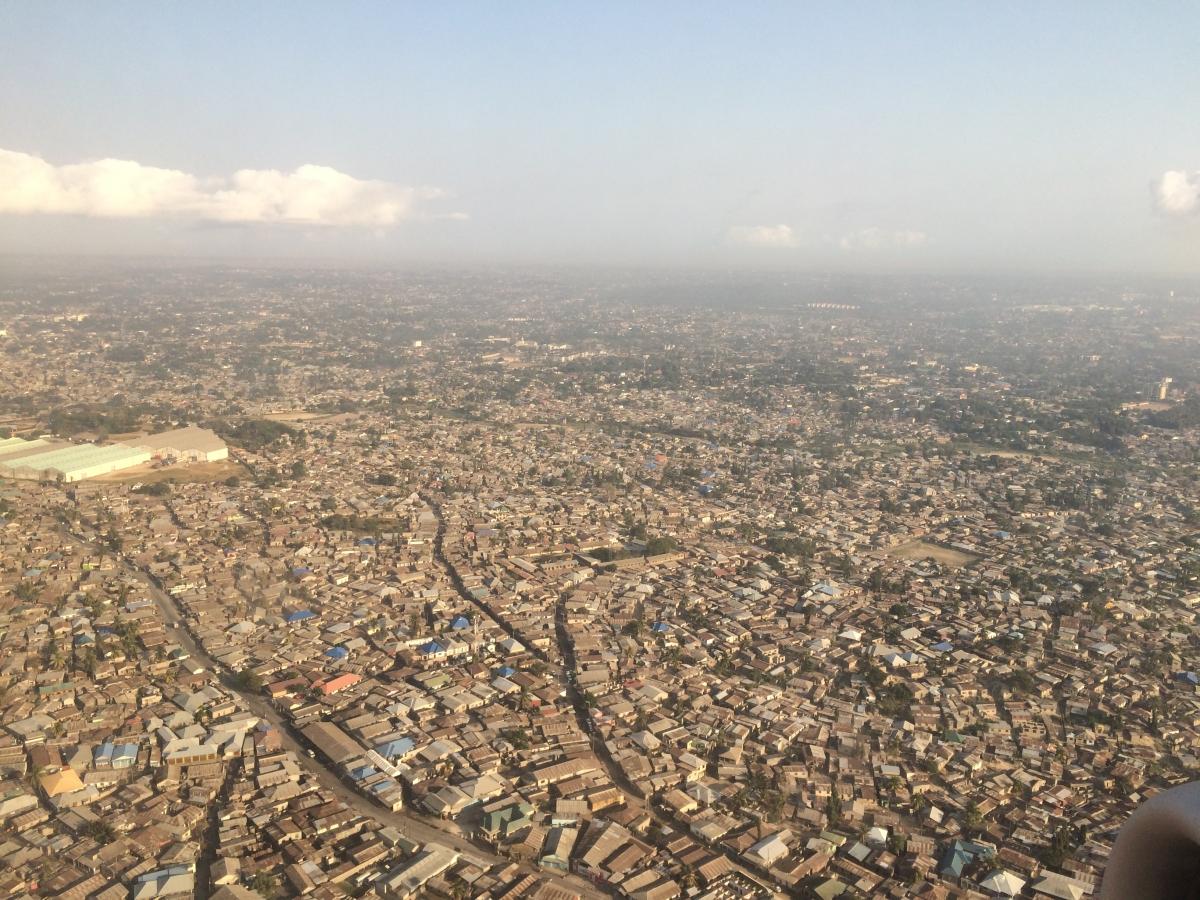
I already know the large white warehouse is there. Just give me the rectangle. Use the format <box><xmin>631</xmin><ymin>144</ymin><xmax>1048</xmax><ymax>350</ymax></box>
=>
<box><xmin>0</xmin><ymin>440</ymin><xmax>151</xmax><ymax>482</ymax></box>
<box><xmin>0</xmin><ymin>424</ymin><xmax>229</xmax><ymax>483</ymax></box>
<box><xmin>128</xmin><ymin>426</ymin><xmax>228</xmax><ymax>463</ymax></box>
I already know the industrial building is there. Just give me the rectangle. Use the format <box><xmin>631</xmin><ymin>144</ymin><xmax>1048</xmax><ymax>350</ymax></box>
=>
<box><xmin>0</xmin><ymin>439</ymin><xmax>151</xmax><ymax>482</ymax></box>
<box><xmin>0</xmin><ymin>436</ymin><xmax>56</xmax><ymax>461</ymax></box>
<box><xmin>301</xmin><ymin>721</ymin><xmax>364</xmax><ymax>766</ymax></box>
<box><xmin>129</xmin><ymin>426</ymin><xmax>228</xmax><ymax>463</ymax></box>
<box><xmin>375</xmin><ymin>845</ymin><xmax>460</xmax><ymax>899</ymax></box>
<box><xmin>0</xmin><ymin>424</ymin><xmax>227</xmax><ymax>483</ymax></box>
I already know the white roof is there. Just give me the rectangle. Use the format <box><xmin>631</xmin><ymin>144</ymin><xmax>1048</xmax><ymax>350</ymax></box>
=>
<box><xmin>1032</xmin><ymin>872</ymin><xmax>1093</xmax><ymax>899</ymax></box>
<box><xmin>748</xmin><ymin>832</ymin><xmax>790</xmax><ymax>864</ymax></box>
<box><xmin>133</xmin><ymin>426</ymin><xmax>227</xmax><ymax>453</ymax></box>
<box><xmin>981</xmin><ymin>870</ymin><xmax>1027</xmax><ymax>896</ymax></box>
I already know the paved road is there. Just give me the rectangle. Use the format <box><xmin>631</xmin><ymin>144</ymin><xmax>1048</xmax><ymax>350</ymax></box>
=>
<box><xmin>550</xmin><ymin>560</ymin><xmax>788</xmax><ymax>899</ymax></box>
<box><xmin>60</xmin><ymin>525</ymin><xmax>605</xmax><ymax>900</ymax></box>
<box><xmin>417</xmin><ymin>505</ymin><xmax>785</xmax><ymax>898</ymax></box>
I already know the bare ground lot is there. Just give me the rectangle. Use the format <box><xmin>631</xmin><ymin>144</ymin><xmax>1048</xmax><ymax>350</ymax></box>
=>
<box><xmin>91</xmin><ymin>458</ymin><xmax>249</xmax><ymax>484</ymax></box>
<box><xmin>887</xmin><ymin>539</ymin><xmax>979</xmax><ymax>568</ymax></box>
<box><xmin>965</xmin><ymin>444</ymin><xmax>1066</xmax><ymax>464</ymax></box>
<box><xmin>259</xmin><ymin>411</ymin><xmax>336</xmax><ymax>423</ymax></box>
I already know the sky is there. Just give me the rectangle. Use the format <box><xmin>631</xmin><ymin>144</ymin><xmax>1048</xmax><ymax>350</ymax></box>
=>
<box><xmin>1</xmin><ymin>2</ymin><xmax>1199</xmax><ymax>274</ymax></box>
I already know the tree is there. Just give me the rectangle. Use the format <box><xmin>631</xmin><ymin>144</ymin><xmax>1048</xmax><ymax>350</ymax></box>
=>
<box><xmin>764</xmin><ymin>790</ymin><xmax>786</xmax><ymax>822</ymax></box>
<box><xmin>84</xmin><ymin>820</ymin><xmax>117</xmax><ymax>844</ymax></box>
<box><xmin>963</xmin><ymin>800</ymin><xmax>984</xmax><ymax>833</ymax></box>
<box><xmin>14</xmin><ymin>580</ymin><xmax>39</xmax><ymax>602</ymax></box>
<box><xmin>645</xmin><ymin>535</ymin><xmax>678</xmax><ymax>556</ymax></box>
<box><xmin>826</xmin><ymin>789</ymin><xmax>842</xmax><ymax>826</ymax></box>
<box><xmin>502</xmin><ymin>728</ymin><xmax>530</xmax><ymax>751</ymax></box>
<box><xmin>870</xmin><ymin>568</ymin><xmax>885</xmax><ymax>597</ymax></box>
<box><xmin>234</xmin><ymin>668</ymin><xmax>264</xmax><ymax>692</ymax></box>
<box><xmin>247</xmin><ymin>872</ymin><xmax>279</xmax><ymax>899</ymax></box>
<box><xmin>133</xmin><ymin>481</ymin><xmax>171</xmax><ymax>496</ymax></box>
<box><xmin>1040</xmin><ymin>824</ymin><xmax>1079</xmax><ymax>868</ymax></box>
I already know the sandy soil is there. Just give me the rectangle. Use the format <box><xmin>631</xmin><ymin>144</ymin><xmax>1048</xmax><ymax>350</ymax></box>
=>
<box><xmin>91</xmin><ymin>458</ymin><xmax>249</xmax><ymax>484</ymax></box>
<box><xmin>887</xmin><ymin>539</ymin><xmax>979</xmax><ymax>568</ymax></box>
<box><xmin>259</xmin><ymin>411</ymin><xmax>335</xmax><ymax>422</ymax></box>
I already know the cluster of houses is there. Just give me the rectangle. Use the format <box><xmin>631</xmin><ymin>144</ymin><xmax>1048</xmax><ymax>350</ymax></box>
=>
<box><xmin>1</xmin><ymin>273</ymin><xmax>1198</xmax><ymax>899</ymax></box>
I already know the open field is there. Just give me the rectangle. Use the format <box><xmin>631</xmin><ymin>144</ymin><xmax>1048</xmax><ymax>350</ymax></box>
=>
<box><xmin>1120</xmin><ymin>401</ymin><xmax>1172</xmax><ymax>412</ymax></box>
<box><xmin>962</xmin><ymin>444</ymin><xmax>1069</xmax><ymax>464</ymax></box>
<box><xmin>259</xmin><ymin>411</ymin><xmax>335</xmax><ymax>422</ymax></box>
<box><xmin>887</xmin><ymin>539</ymin><xmax>979</xmax><ymax>568</ymax></box>
<box><xmin>91</xmin><ymin>458</ymin><xmax>249</xmax><ymax>484</ymax></box>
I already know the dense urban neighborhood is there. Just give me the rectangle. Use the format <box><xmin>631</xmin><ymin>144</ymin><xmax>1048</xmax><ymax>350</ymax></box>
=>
<box><xmin>0</xmin><ymin>264</ymin><xmax>1198</xmax><ymax>900</ymax></box>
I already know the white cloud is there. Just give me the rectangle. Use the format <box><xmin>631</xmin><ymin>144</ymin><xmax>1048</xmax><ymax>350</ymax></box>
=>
<box><xmin>728</xmin><ymin>223</ymin><xmax>800</xmax><ymax>247</ymax></box>
<box><xmin>0</xmin><ymin>148</ymin><xmax>450</xmax><ymax>226</ymax></box>
<box><xmin>1155</xmin><ymin>170</ymin><xmax>1200</xmax><ymax>216</ymax></box>
<box><xmin>839</xmin><ymin>227</ymin><xmax>927</xmax><ymax>251</ymax></box>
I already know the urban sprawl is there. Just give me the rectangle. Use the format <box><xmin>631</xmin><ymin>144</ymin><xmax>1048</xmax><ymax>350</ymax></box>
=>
<box><xmin>0</xmin><ymin>264</ymin><xmax>1198</xmax><ymax>900</ymax></box>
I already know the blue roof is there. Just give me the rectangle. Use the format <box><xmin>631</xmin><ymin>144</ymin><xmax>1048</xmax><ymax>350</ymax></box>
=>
<box><xmin>939</xmin><ymin>846</ymin><xmax>971</xmax><ymax>878</ymax></box>
<box><xmin>292</xmin><ymin>566</ymin><xmax>311</xmax><ymax>576</ymax></box>
<box><xmin>325</xmin><ymin>646</ymin><xmax>349</xmax><ymax>659</ymax></box>
<box><xmin>420</xmin><ymin>640</ymin><xmax>444</xmax><ymax>654</ymax></box>
<box><xmin>652</xmin><ymin>622</ymin><xmax>671</xmax><ymax>633</ymax></box>
<box><xmin>451</xmin><ymin>615</ymin><xmax>471</xmax><ymax>630</ymax></box>
<box><xmin>358</xmin><ymin>537</ymin><xmax>376</xmax><ymax>545</ymax></box>
<box><xmin>932</xmin><ymin>641</ymin><xmax>953</xmax><ymax>652</ymax></box>
<box><xmin>938</xmin><ymin>840</ymin><xmax>990</xmax><ymax>877</ymax></box>
<box><xmin>496</xmin><ymin>665</ymin><xmax>517</xmax><ymax>678</ymax></box>
<box><xmin>375</xmin><ymin>737</ymin><xmax>415</xmax><ymax>759</ymax></box>
<box><xmin>285</xmin><ymin>610</ymin><xmax>315</xmax><ymax>623</ymax></box>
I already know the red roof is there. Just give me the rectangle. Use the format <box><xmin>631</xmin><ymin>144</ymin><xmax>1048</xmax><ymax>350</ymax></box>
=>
<box><xmin>317</xmin><ymin>672</ymin><xmax>362</xmax><ymax>695</ymax></box>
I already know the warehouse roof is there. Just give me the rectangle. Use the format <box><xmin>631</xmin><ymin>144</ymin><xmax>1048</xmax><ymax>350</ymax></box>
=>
<box><xmin>132</xmin><ymin>425</ymin><xmax>227</xmax><ymax>454</ymax></box>
<box><xmin>3</xmin><ymin>442</ymin><xmax>148</xmax><ymax>474</ymax></box>
<box><xmin>0</xmin><ymin>437</ymin><xmax>57</xmax><ymax>461</ymax></box>
<box><xmin>301</xmin><ymin>721</ymin><xmax>364</xmax><ymax>764</ymax></box>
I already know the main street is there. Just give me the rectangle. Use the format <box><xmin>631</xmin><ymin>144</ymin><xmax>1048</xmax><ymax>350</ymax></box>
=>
<box><xmin>59</xmin><ymin>522</ymin><xmax>606</xmax><ymax>900</ymax></box>
<box><xmin>421</xmin><ymin>502</ymin><xmax>784</xmax><ymax>899</ymax></box>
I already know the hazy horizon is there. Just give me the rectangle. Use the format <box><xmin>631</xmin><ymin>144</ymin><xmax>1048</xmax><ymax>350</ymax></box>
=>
<box><xmin>2</xmin><ymin>2</ymin><xmax>1199</xmax><ymax>274</ymax></box>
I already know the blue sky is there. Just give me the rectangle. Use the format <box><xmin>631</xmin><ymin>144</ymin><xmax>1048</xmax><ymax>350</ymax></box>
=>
<box><xmin>1</xmin><ymin>2</ymin><xmax>1199</xmax><ymax>272</ymax></box>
